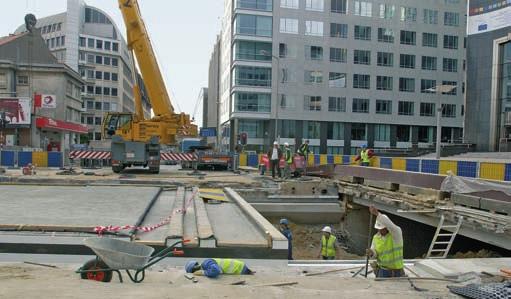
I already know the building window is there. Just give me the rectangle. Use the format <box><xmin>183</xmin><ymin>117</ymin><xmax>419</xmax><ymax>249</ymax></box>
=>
<box><xmin>103</xmin><ymin>56</ymin><xmax>111</xmax><ymax>65</ymax></box>
<box><xmin>418</xmin><ymin>126</ymin><xmax>433</xmax><ymax>143</ymax></box>
<box><xmin>112</xmin><ymin>73</ymin><xmax>118</xmax><ymax>81</ymax></box>
<box><xmin>354</xmin><ymin>50</ymin><xmax>371</xmax><ymax>65</ymax></box>
<box><xmin>421</xmin><ymin>79</ymin><xmax>437</xmax><ymax>93</ymax></box>
<box><xmin>331</xmin><ymin>0</ymin><xmax>347</xmax><ymax>14</ymax></box>
<box><xmin>329</xmin><ymin>72</ymin><xmax>347</xmax><ymax>88</ymax></box>
<box><xmin>376</xmin><ymin>76</ymin><xmax>393</xmax><ymax>91</ymax></box>
<box><xmin>281</xmin><ymin>0</ymin><xmax>299</xmax><ymax>9</ymax></box>
<box><xmin>377</xmin><ymin>52</ymin><xmax>393</xmax><ymax>67</ymax></box>
<box><xmin>400</xmin><ymin>30</ymin><xmax>416</xmax><ymax>45</ymax></box>
<box><xmin>61</xmin><ymin>36</ymin><xmax>65</xmax><ymax>46</ymax></box>
<box><xmin>111</xmin><ymin>88</ymin><xmax>118</xmax><ymax>96</ymax></box>
<box><xmin>330</xmin><ymin>23</ymin><xmax>348</xmax><ymax>38</ymax></box>
<box><xmin>94</xmin><ymin>132</ymin><xmax>102</xmax><ymax>140</ymax></box>
<box><xmin>304</xmin><ymin>96</ymin><xmax>322</xmax><ymax>111</ymax></box>
<box><xmin>399</xmin><ymin>77</ymin><xmax>415</xmax><ymax>92</ymax></box>
<box><xmin>351</xmin><ymin>123</ymin><xmax>367</xmax><ymax>140</ymax></box>
<box><xmin>234</xmin><ymin>41</ymin><xmax>272</xmax><ymax>61</ymax></box>
<box><xmin>377</xmin><ymin>28</ymin><xmax>394</xmax><ymax>43</ymax></box>
<box><xmin>420</xmin><ymin>102</ymin><xmax>435</xmax><ymax>117</ymax></box>
<box><xmin>376</xmin><ymin>100</ymin><xmax>392</xmax><ymax>114</ymax></box>
<box><xmin>379</xmin><ymin>4</ymin><xmax>395</xmax><ymax>19</ymax></box>
<box><xmin>354</xmin><ymin>25</ymin><xmax>371</xmax><ymax>40</ymax></box>
<box><xmin>79</xmin><ymin>37</ymin><xmax>86</xmax><ymax>47</ymax></box>
<box><xmin>112</xmin><ymin>58</ymin><xmax>119</xmax><ymax>66</ymax></box>
<box><xmin>94</xmin><ymin>117</ymin><xmax>102</xmax><ymax>125</ymax></box>
<box><xmin>305</xmin><ymin>21</ymin><xmax>324</xmax><ymax>36</ymax></box>
<box><xmin>307</xmin><ymin>46</ymin><xmax>323</xmax><ymax>60</ymax></box>
<box><xmin>443</xmin><ymin>35</ymin><xmax>458</xmax><ymax>49</ymax></box>
<box><xmin>236</xmin><ymin>0</ymin><xmax>273</xmax><ymax>11</ymax></box>
<box><xmin>103</xmin><ymin>102</ymin><xmax>111</xmax><ymax>111</ymax></box>
<box><xmin>422</xmin><ymin>33</ymin><xmax>438</xmax><ymax>47</ymax></box>
<box><xmin>327</xmin><ymin>122</ymin><xmax>344</xmax><ymax>140</ymax></box>
<box><xmin>303</xmin><ymin>121</ymin><xmax>321</xmax><ymax>139</ymax></box>
<box><xmin>353</xmin><ymin>74</ymin><xmax>370</xmax><ymax>89</ymax></box>
<box><xmin>86</xmin><ymin>54</ymin><xmax>94</xmax><ymax>64</ymax></box>
<box><xmin>352</xmin><ymin>98</ymin><xmax>369</xmax><ymax>113</ymax></box>
<box><xmin>95</xmin><ymin>102</ymin><xmax>102</xmax><ymax>110</ymax></box>
<box><xmin>330</xmin><ymin>47</ymin><xmax>347</xmax><ymax>63</ymax></box>
<box><xmin>375</xmin><ymin>124</ymin><xmax>390</xmax><ymax>141</ymax></box>
<box><xmin>423</xmin><ymin>9</ymin><xmax>438</xmax><ymax>24</ymax></box>
<box><xmin>442</xmin><ymin>104</ymin><xmax>456</xmax><ymax>117</ymax></box>
<box><xmin>444</xmin><ymin>12</ymin><xmax>459</xmax><ymax>26</ymax></box>
<box><xmin>304</xmin><ymin>70</ymin><xmax>323</xmax><ymax>84</ymax></box>
<box><xmin>236</xmin><ymin>14</ymin><xmax>273</xmax><ymax>37</ymax></box>
<box><xmin>399</xmin><ymin>54</ymin><xmax>415</xmax><ymax>69</ymax></box>
<box><xmin>279</xmin><ymin>43</ymin><xmax>288</xmax><ymax>58</ymax></box>
<box><xmin>87</xmin><ymin>70</ymin><xmax>94</xmax><ymax>79</ymax></box>
<box><xmin>104</xmin><ymin>72</ymin><xmax>111</xmax><ymax>80</ymax></box>
<box><xmin>396</xmin><ymin>125</ymin><xmax>410</xmax><ymax>142</ymax></box>
<box><xmin>50</xmin><ymin>38</ymin><xmax>55</xmax><ymax>48</ymax></box>
<box><xmin>86</xmin><ymin>117</ymin><xmax>94</xmax><ymax>125</ymax></box>
<box><xmin>96</xmin><ymin>39</ymin><xmax>103</xmax><ymax>49</ymax></box>
<box><xmin>305</xmin><ymin>0</ymin><xmax>324</xmax><ymax>11</ymax></box>
<box><xmin>86</xmin><ymin>100</ymin><xmax>94</xmax><ymax>110</ymax></box>
<box><xmin>95</xmin><ymin>55</ymin><xmax>103</xmax><ymax>64</ymax></box>
<box><xmin>280</xmin><ymin>18</ymin><xmax>299</xmax><ymax>34</ymax></box>
<box><xmin>112</xmin><ymin>42</ymin><xmax>119</xmax><ymax>52</ymax></box>
<box><xmin>104</xmin><ymin>41</ymin><xmax>111</xmax><ymax>50</ymax></box>
<box><xmin>398</xmin><ymin>101</ymin><xmax>414</xmax><ymax>116</ymax></box>
<box><xmin>17</xmin><ymin>76</ymin><xmax>28</xmax><ymax>85</ymax></box>
<box><xmin>421</xmin><ymin>56</ymin><xmax>437</xmax><ymax>71</ymax></box>
<box><xmin>95</xmin><ymin>86</ymin><xmax>102</xmax><ymax>95</ymax></box>
<box><xmin>86</xmin><ymin>86</ymin><xmax>94</xmax><ymax>95</ymax></box>
<box><xmin>400</xmin><ymin>6</ymin><xmax>417</xmax><ymax>22</ymax></box>
<box><xmin>234</xmin><ymin>66</ymin><xmax>272</xmax><ymax>87</ymax></box>
<box><xmin>328</xmin><ymin>97</ymin><xmax>346</xmax><ymax>112</ymax></box>
<box><xmin>354</xmin><ymin>1</ymin><xmax>372</xmax><ymax>17</ymax></box>
<box><xmin>234</xmin><ymin>92</ymin><xmax>271</xmax><ymax>112</ymax></box>
<box><xmin>280</xmin><ymin>94</ymin><xmax>296</xmax><ymax>110</ymax></box>
<box><xmin>441</xmin><ymin>81</ymin><xmax>457</xmax><ymax>95</ymax></box>
<box><xmin>443</xmin><ymin>58</ymin><xmax>458</xmax><ymax>72</ymax></box>
<box><xmin>87</xmin><ymin>38</ymin><xmax>94</xmax><ymax>48</ymax></box>
<box><xmin>95</xmin><ymin>71</ymin><xmax>102</xmax><ymax>80</ymax></box>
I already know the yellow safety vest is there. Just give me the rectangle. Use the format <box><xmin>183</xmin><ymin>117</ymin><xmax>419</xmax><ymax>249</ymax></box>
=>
<box><xmin>285</xmin><ymin>149</ymin><xmax>292</xmax><ymax>164</ymax></box>
<box><xmin>213</xmin><ymin>258</ymin><xmax>245</xmax><ymax>274</ymax></box>
<box><xmin>361</xmin><ymin>150</ymin><xmax>370</xmax><ymax>163</ymax></box>
<box><xmin>321</xmin><ymin>235</ymin><xmax>336</xmax><ymax>257</ymax></box>
<box><xmin>372</xmin><ymin>234</ymin><xmax>404</xmax><ymax>270</ymax></box>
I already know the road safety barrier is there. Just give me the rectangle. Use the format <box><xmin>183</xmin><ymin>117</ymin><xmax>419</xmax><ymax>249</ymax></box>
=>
<box><xmin>0</xmin><ymin>150</ymin><xmax>63</xmax><ymax>168</ymax></box>
<box><xmin>69</xmin><ymin>151</ymin><xmax>197</xmax><ymax>162</ymax></box>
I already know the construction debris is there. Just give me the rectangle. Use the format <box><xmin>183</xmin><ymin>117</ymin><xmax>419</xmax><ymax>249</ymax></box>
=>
<box><xmin>253</xmin><ymin>281</ymin><xmax>298</xmax><ymax>287</ymax></box>
<box><xmin>23</xmin><ymin>261</ymin><xmax>57</xmax><ymax>268</ymax></box>
<box><xmin>304</xmin><ymin>266</ymin><xmax>362</xmax><ymax>276</ymax></box>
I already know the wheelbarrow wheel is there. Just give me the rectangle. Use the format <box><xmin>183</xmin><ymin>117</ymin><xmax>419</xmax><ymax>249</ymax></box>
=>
<box><xmin>80</xmin><ymin>259</ymin><xmax>113</xmax><ymax>282</ymax></box>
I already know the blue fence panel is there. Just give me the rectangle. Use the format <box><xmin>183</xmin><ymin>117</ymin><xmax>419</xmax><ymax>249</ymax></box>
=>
<box><xmin>505</xmin><ymin>164</ymin><xmax>511</xmax><ymax>181</ymax></box>
<box><xmin>314</xmin><ymin>155</ymin><xmax>320</xmax><ymax>165</ymax></box>
<box><xmin>343</xmin><ymin>155</ymin><xmax>351</xmax><ymax>165</ymax></box>
<box><xmin>18</xmin><ymin>152</ymin><xmax>32</xmax><ymax>167</ymax></box>
<box><xmin>327</xmin><ymin>155</ymin><xmax>334</xmax><ymax>164</ymax></box>
<box><xmin>421</xmin><ymin>160</ymin><xmax>439</xmax><ymax>174</ymax></box>
<box><xmin>379</xmin><ymin>157</ymin><xmax>392</xmax><ymax>169</ymax></box>
<box><xmin>48</xmin><ymin>152</ymin><xmax>63</xmax><ymax>168</ymax></box>
<box><xmin>0</xmin><ymin>151</ymin><xmax>15</xmax><ymax>167</ymax></box>
<box><xmin>406</xmin><ymin>159</ymin><xmax>420</xmax><ymax>172</ymax></box>
<box><xmin>247</xmin><ymin>154</ymin><xmax>259</xmax><ymax>167</ymax></box>
<box><xmin>457</xmin><ymin>161</ymin><xmax>477</xmax><ymax>178</ymax></box>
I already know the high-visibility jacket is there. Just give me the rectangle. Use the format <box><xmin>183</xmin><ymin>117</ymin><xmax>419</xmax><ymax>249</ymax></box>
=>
<box><xmin>321</xmin><ymin>235</ymin><xmax>336</xmax><ymax>257</ymax></box>
<box><xmin>285</xmin><ymin>148</ymin><xmax>292</xmax><ymax>164</ymax></box>
<box><xmin>213</xmin><ymin>258</ymin><xmax>245</xmax><ymax>274</ymax></box>
<box><xmin>298</xmin><ymin>143</ymin><xmax>309</xmax><ymax>155</ymax></box>
<box><xmin>361</xmin><ymin>149</ymin><xmax>370</xmax><ymax>163</ymax></box>
<box><xmin>372</xmin><ymin>234</ymin><xmax>404</xmax><ymax>270</ymax></box>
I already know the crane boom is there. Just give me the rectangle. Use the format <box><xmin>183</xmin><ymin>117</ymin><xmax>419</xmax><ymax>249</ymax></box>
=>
<box><xmin>119</xmin><ymin>0</ymin><xmax>174</xmax><ymax>117</ymax></box>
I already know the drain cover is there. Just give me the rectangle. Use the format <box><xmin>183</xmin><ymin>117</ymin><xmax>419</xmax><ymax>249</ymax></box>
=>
<box><xmin>448</xmin><ymin>282</ymin><xmax>511</xmax><ymax>299</ymax></box>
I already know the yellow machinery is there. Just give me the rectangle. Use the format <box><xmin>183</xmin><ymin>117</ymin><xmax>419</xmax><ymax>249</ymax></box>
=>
<box><xmin>104</xmin><ymin>0</ymin><xmax>197</xmax><ymax>173</ymax></box>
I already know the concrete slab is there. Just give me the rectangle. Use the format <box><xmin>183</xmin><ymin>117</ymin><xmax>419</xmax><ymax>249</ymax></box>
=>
<box><xmin>415</xmin><ymin>258</ymin><xmax>511</xmax><ymax>278</ymax></box>
<box><xmin>0</xmin><ymin>185</ymin><xmax>159</xmax><ymax>229</ymax></box>
<box><xmin>182</xmin><ymin>189</ymin><xmax>199</xmax><ymax>247</ymax></box>
<box><xmin>167</xmin><ymin>187</ymin><xmax>185</xmax><ymax>243</ymax></box>
<box><xmin>136</xmin><ymin>190</ymin><xmax>177</xmax><ymax>245</ymax></box>
<box><xmin>364</xmin><ymin>179</ymin><xmax>398</xmax><ymax>191</ymax></box>
<box><xmin>193</xmin><ymin>187</ymin><xmax>215</xmax><ymax>248</ymax></box>
<box><xmin>480</xmin><ymin>198</ymin><xmax>511</xmax><ymax>215</ymax></box>
<box><xmin>251</xmin><ymin>203</ymin><xmax>343</xmax><ymax>224</ymax></box>
<box><xmin>452</xmin><ymin>193</ymin><xmax>481</xmax><ymax>208</ymax></box>
<box><xmin>399</xmin><ymin>184</ymin><xmax>446</xmax><ymax>201</ymax></box>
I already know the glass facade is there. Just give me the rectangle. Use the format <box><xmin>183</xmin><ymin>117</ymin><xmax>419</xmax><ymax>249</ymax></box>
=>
<box><xmin>234</xmin><ymin>92</ymin><xmax>271</xmax><ymax>112</ymax></box>
<box><xmin>233</xmin><ymin>66</ymin><xmax>272</xmax><ymax>87</ymax></box>
<box><xmin>235</xmin><ymin>14</ymin><xmax>272</xmax><ymax>37</ymax></box>
<box><xmin>235</xmin><ymin>0</ymin><xmax>272</xmax><ymax>11</ymax></box>
<box><xmin>234</xmin><ymin>41</ymin><xmax>272</xmax><ymax>61</ymax></box>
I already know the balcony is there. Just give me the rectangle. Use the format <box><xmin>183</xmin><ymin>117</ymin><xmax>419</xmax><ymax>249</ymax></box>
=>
<box><xmin>235</xmin><ymin>0</ymin><xmax>272</xmax><ymax>12</ymax></box>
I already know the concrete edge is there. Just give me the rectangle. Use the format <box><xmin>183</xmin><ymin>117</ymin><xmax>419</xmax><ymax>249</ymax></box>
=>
<box><xmin>167</xmin><ymin>187</ymin><xmax>185</xmax><ymax>239</ymax></box>
<box><xmin>193</xmin><ymin>187</ymin><xmax>215</xmax><ymax>244</ymax></box>
<box><xmin>224</xmin><ymin>187</ymin><xmax>288</xmax><ymax>250</ymax></box>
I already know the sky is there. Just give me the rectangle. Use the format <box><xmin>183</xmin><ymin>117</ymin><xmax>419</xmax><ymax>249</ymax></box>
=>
<box><xmin>0</xmin><ymin>0</ymin><xmax>225</xmax><ymax>127</ymax></box>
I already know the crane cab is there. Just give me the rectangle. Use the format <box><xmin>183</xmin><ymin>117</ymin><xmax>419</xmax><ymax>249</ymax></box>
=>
<box><xmin>102</xmin><ymin>112</ymin><xmax>133</xmax><ymax>140</ymax></box>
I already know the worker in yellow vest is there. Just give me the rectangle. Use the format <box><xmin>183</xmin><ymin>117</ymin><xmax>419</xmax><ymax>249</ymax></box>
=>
<box><xmin>185</xmin><ymin>258</ymin><xmax>254</xmax><ymax>278</ymax></box>
<box><xmin>366</xmin><ymin>206</ymin><xmax>405</xmax><ymax>277</ymax></box>
<box><xmin>318</xmin><ymin>226</ymin><xmax>337</xmax><ymax>260</ymax></box>
<box><xmin>355</xmin><ymin>144</ymin><xmax>374</xmax><ymax>166</ymax></box>
<box><xmin>283</xmin><ymin>143</ymin><xmax>293</xmax><ymax>179</ymax></box>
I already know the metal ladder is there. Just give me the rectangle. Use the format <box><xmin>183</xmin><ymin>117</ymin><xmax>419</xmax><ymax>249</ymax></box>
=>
<box><xmin>426</xmin><ymin>215</ymin><xmax>463</xmax><ymax>259</ymax></box>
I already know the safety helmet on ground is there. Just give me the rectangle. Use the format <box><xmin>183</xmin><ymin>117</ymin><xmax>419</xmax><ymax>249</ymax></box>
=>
<box><xmin>374</xmin><ymin>221</ymin><xmax>386</xmax><ymax>230</ymax></box>
<box><xmin>273</xmin><ymin>141</ymin><xmax>279</xmax><ymax>145</ymax></box>
<box><xmin>280</xmin><ymin>218</ymin><xmax>289</xmax><ymax>225</ymax></box>
<box><xmin>284</xmin><ymin>142</ymin><xmax>289</xmax><ymax>147</ymax></box>
<box><xmin>321</xmin><ymin>226</ymin><xmax>332</xmax><ymax>233</ymax></box>
<box><xmin>185</xmin><ymin>260</ymin><xmax>199</xmax><ymax>273</ymax></box>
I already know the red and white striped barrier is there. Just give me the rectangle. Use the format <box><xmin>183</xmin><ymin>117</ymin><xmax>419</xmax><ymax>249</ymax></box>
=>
<box><xmin>69</xmin><ymin>151</ymin><xmax>197</xmax><ymax>161</ymax></box>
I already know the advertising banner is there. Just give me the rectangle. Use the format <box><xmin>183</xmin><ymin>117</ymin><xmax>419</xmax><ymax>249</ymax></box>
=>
<box><xmin>468</xmin><ymin>5</ymin><xmax>511</xmax><ymax>35</ymax></box>
<box><xmin>41</xmin><ymin>94</ymin><xmax>57</xmax><ymax>108</ymax></box>
<box><xmin>0</xmin><ymin>98</ymin><xmax>31</xmax><ymax>125</ymax></box>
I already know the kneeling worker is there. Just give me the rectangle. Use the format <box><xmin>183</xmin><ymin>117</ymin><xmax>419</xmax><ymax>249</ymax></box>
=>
<box><xmin>185</xmin><ymin>259</ymin><xmax>254</xmax><ymax>278</ymax></box>
<box><xmin>367</xmin><ymin>206</ymin><xmax>405</xmax><ymax>277</ymax></box>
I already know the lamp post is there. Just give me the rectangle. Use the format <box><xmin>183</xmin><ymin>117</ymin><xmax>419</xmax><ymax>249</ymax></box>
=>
<box><xmin>260</xmin><ymin>50</ymin><xmax>280</xmax><ymax>144</ymax></box>
<box><xmin>427</xmin><ymin>84</ymin><xmax>457</xmax><ymax>160</ymax></box>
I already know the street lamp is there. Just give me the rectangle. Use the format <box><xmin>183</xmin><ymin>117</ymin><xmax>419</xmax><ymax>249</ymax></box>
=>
<box><xmin>260</xmin><ymin>50</ymin><xmax>280</xmax><ymax>144</ymax></box>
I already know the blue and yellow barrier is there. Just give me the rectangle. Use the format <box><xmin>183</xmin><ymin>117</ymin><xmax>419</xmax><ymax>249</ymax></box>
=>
<box><xmin>0</xmin><ymin>151</ymin><xmax>63</xmax><ymax>168</ymax></box>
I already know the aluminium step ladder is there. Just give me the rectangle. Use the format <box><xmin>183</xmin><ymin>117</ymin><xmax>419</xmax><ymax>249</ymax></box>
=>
<box><xmin>426</xmin><ymin>215</ymin><xmax>463</xmax><ymax>259</ymax></box>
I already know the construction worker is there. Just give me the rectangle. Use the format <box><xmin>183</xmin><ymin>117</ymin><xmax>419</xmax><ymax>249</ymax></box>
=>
<box><xmin>185</xmin><ymin>259</ymin><xmax>254</xmax><ymax>278</ymax></box>
<box><xmin>297</xmin><ymin>139</ymin><xmax>310</xmax><ymax>157</ymax></box>
<box><xmin>279</xmin><ymin>218</ymin><xmax>293</xmax><ymax>260</ymax></box>
<box><xmin>267</xmin><ymin>141</ymin><xmax>282</xmax><ymax>179</ymax></box>
<box><xmin>367</xmin><ymin>206</ymin><xmax>405</xmax><ymax>278</ymax></box>
<box><xmin>355</xmin><ymin>144</ymin><xmax>374</xmax><ymax>166</ymax></box>
<box><xmin>283</xmin><ymin>143</ymin><xmax>293</xmax><ymax>179</ymax></box>
<box><xmin>318</xmin><ymin>226</ymin><xmax>337</xmax><ymax>260</ymax></box>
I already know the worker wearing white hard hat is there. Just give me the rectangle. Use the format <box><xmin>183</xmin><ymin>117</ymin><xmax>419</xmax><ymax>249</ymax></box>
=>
<box><xmin>318</xmin><ymin>226</ymin><xmax>337</xmax><ymax>260</ymax></box>
<box><xmin>267</xmin><ymin>141</ymin><xmax>282</xmax><ymax>179</ymax></box>
<box><xmin>366</xmin><ymin>206</ymin><xmax>405</xmax><ymax>278</ymax></box>
<box><xmin>283</xmin><ymin>142</ymin><xmax>293</xmax><ymax>179</ymax></box>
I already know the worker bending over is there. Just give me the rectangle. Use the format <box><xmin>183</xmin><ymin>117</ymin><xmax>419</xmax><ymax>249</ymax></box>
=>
<box><xmin>367</xmin><ymin>206</ymin><xmax>405</xmax><ymax>277</ymax></box>
<box><xmin>185</xmin><ymin>259</ymin><xmax>254</xmax><ymax>278</ymax></box>
<box><xmin>279</xmin><ymin>218</ymin><xmax>293</xmax><ymax>260</ymax></box>
<box><xmin>318</xmin><ymin>226</ymin><xmax>337</xmax><ymax>260</ymax></box>
<box><xmin>297</xmin><ymin>139</ymin><xmax>310</xmax><ymax>157</ymax></box>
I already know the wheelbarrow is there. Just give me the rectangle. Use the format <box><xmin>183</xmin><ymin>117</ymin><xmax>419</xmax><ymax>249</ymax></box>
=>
<box><xmin>76</xmin><ymin>238</ymin><xmax>187</xmax><ymax>283</ymax></box>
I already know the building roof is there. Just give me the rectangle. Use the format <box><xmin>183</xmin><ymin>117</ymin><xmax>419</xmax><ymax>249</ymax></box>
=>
<box><xmin>0</xmin><ymin>32</ymin><xmax>28</xmax><ymax>47</ymax></box>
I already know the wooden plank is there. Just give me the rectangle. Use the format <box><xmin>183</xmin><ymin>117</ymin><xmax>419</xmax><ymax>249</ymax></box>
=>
<box><xmin>167</xmin><ymin>187</ymin><xmax>185</xmax><ymax>239</ymax></box>
<box><xmin>194</xmin><ymin>187</ymin><xmax>215</xmax><ymax>241</ymax></box>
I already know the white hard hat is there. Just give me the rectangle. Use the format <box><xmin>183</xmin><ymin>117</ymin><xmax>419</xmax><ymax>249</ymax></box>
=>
<box><xmin>374</xmin><ymin>220</ymin><xmax>386</xmax><ymax>230</ymax></box>
<box><xmin>284</xmin><ymin>142</ymin><xmax>289</xmax><ymax>146</ymax></box>
<box><xmin>321</xmin><ymin>226</ymin><xmax>332</xmax><ymax>233</ymax></box>
<box><xmin>273</xmin><ymin>141</ymin><xmax>278</xmax><ymax>145</ymax></box>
